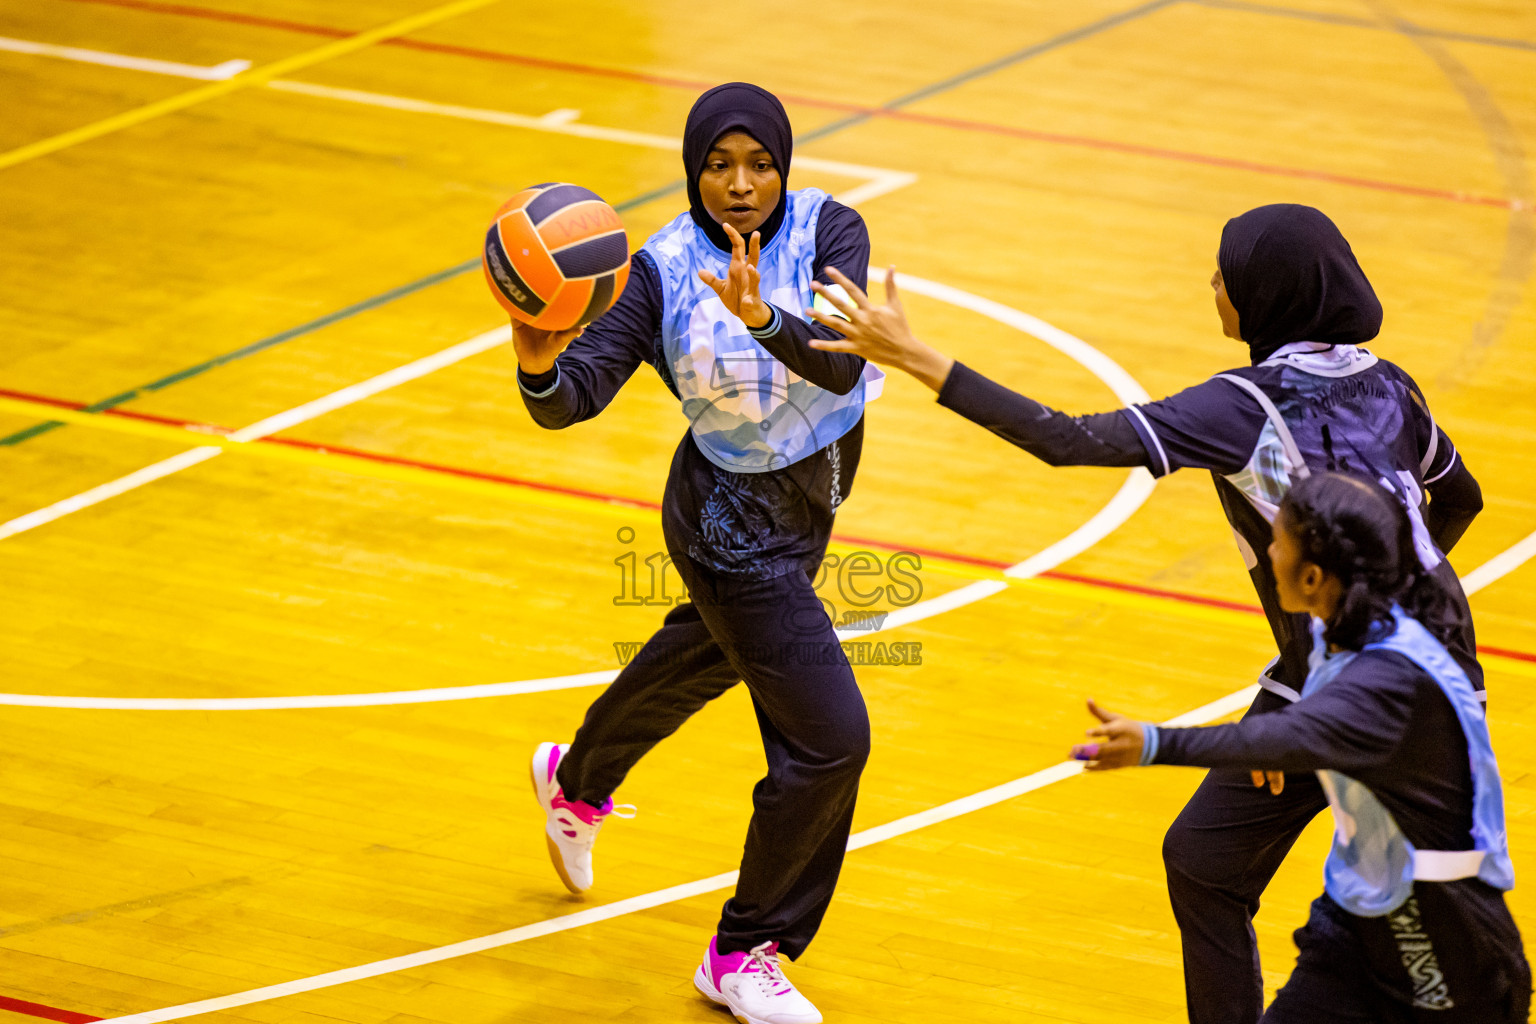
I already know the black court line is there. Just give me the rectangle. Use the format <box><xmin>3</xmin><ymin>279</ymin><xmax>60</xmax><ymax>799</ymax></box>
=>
<box><xmin>1193</xmin><ymin>0</ymin><xmax>1536</xmax><ymax>52</ymax></box>
<box><xmin>0</xmin><ymin>0</ymin><xmax>1170</xmax><ymax>448</ymax></box>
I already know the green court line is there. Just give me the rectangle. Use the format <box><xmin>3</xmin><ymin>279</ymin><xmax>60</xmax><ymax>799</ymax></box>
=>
<box><xmin>795</xmin><ymin>0</ymin><xmax>1176</xmax><ymax>146</ymax></box>
<box><xmin>2</xmin><ymin>260</ymin><xmax>478</xmax><ymax>445</ymax></box>
<box><xmin>1</xmin><ymin>0</ymin><xmax>1167</xmax><ymax>447</ymax></box>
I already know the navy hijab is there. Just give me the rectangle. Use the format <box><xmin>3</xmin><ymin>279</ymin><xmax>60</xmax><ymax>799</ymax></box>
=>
<box><xmin>682</xmin><ymin>83</ymin><xmax>793</xmax><ymax>253</ymax></box>
<box><xmin>1218</xmin><ymin>204</ymin><xmax>1383</xmax><ymax>364</ymax></box>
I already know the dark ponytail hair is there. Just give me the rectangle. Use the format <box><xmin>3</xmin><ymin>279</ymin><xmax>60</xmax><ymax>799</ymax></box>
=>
<box><xmin>1278</xmin><ymin>472</ymin><xmax>1462</xmax><ymax>650</ymax></box>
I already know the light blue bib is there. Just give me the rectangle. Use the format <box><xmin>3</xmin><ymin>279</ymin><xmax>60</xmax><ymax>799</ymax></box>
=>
<box><xmin>642</xmin><ymin>189</ymin><xmax>883</xmax><ymax>473</ymax></box>
<box><xmin>1304</xmin><ymin>609</ymin><xmax>1513</xmax><ymax>917</ymax></box>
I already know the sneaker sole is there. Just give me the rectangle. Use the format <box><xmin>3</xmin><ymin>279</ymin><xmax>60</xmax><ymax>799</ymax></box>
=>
<box><xmin>528</xmin><ymin>752</ymin><xmax>588</xmax><ymax>895</ymax></box>
<box><xmin>693</xmin><ymin>967</ymin><xmax>753</xmax><ymax>1024</ymax></box>
<box><xmin>694</xmin><ymin>966</ymin><xmax>808</xmax><ymax>1024</ymax></box>
<box><xmin>692</xmin><ymin>965</ymin><xmax>728</xmax><ymax>1007</ymax></box>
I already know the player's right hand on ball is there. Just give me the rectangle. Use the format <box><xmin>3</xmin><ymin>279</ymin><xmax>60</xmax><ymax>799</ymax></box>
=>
<box><xmin>1072</xmin><ymin>698</ymin><xmax>1145</xmax><ymax>770</ymax></box>
<box><xmin>512</xmin><ymin>319</ymin><xmax>584</xmax><ymax>375</ymax></box>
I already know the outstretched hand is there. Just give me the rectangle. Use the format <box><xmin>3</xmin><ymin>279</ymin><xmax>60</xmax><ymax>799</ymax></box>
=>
<box><xmin>1070</xmin><ymin>699</ymin><xmax>1146</xmax><ymax>770</ymax></box>
<box><xmin>698</xmin><ymin>222</ymin><xmax>772</xmax><ymax>329</ymax></box>
<box><xmin>512</xmin><ymin>319</ymin><xmax>585</xmax><ymax>376</ymax></box>
<box><xmin>805</xmin><ymin>266</ymin><xmax>955</xmax><ymax>392</ymax></box>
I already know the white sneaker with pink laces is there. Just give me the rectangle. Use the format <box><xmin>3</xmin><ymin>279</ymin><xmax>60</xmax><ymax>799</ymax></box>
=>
<box><xmin>694</xmin><ymin>936</ymin><xmax>823</xmax><ymax>1024</ymax></box>
<box><xmin>529</xmin><ymin>742</ymin><xmax>632</xmax><ymax>893</ymax></box>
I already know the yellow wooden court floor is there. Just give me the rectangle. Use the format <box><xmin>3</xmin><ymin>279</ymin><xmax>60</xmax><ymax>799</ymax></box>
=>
<box><xmin>1</xmin><ymin>0</ymin><xmax>1534</xmax><ymax>1021</ymax></box>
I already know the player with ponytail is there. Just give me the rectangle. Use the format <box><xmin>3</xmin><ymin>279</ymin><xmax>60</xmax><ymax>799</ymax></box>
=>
<box><xmin>1281</xmin><ymin>472</ymin><xmax>1461</xmax><ymax>654</ymax></box>
<box><xmin>1074</xmin><ymin>472</ymin><xmax>1528</xmax><ymax>1023</ymax></box>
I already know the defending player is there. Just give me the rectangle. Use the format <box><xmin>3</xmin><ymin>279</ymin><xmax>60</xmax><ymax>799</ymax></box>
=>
<box><xmin>1073</xmin><ymin>472</ymin><xmax>1528</xmax><ymax>1023</ymax></box>
<box><xmin>804</xmin><ymin>204</ymin><xmax>1485</xmax><ymax>1023</ymax></box>
<box><xmin>512</xmin><ymin>82</ymin><xmax>884</xmax><ymax>1024</ymax></box>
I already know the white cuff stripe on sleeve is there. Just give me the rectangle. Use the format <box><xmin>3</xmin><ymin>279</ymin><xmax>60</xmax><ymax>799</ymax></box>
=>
<box><xmin>1125</xmin><ymin>405</ymin><xmax>1171</xmax><ymax>477</ymax></box>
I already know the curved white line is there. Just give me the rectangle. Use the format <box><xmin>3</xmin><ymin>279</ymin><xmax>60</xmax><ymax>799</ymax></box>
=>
<box><xmin>1004</xmin><ymin>469</ymin><xmax>1156</xmax><ymax>580</ymax></box>
<box><xmin>91</xmin><ymin>680</ymin><xmax>1275</xmax><ymax>1024</ymax></box>
<box><xmin>97</xmin><ymin>757</ymin><xmax>1091</xmax><ymax>1024</ymax></box>
<box><xmin>888</xmin><ymin>273</ymin><xmax>1160</xmax><ymax>583</ymax></box>
<box><xmin>89</xmin><ymin>550</ymin><xmax>1536</xmax><ymax>1024</ymax></box>
<box><xmin>0</xmin><ymin>274</ymin><xmax>1153</xmax><ymax>710</ymax></box>
<box><xmin>892</xmin><ymin>273</ymin><xmax>1151</xmax><ymax>405</ymax></box>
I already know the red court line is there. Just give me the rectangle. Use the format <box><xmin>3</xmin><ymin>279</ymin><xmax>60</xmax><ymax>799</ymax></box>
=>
<box><xmin>55</xmin><ymin>0</ymin><xmax>354</xmax><ymax>38</ymax></box>
<box><xmin>59</xmin><ymin>0</ymin><xmax>851</xmax><ymax>99</ymax></box>
<box><xmin>58</xmin><ymin>0</ymin><xmax>1519</xmax><ymax>212</ymax></box>
<box><xmin>1040</xmin><ymin>568</ymin><xmax>1269</xmax><ymax>614</ymax></box>
<box><xmin>0</xmin><ymin>995</ymin><xmax>102</xmax><ymax>1024</ymax></box>
<box><xmin>1480</xmin><ymin>644</ymin><xmax>1536</xmax><ymax>665</ymax></box>
<box><xmin>259</xmin><ymin>434</ymin><xmax>663</xmax><ymax>511</ymax></box>
<box><xmin>8</xmin><ymin>386</ymin><xmax>1534</xmax><ymax>666</ymax></box>
<box><xmin>862</xmin><ymin>110</ymin><xmax>1519</xmax><ymax>210</ymax></box>
<box><xmin>0</xmin><ymin>389</ymin><xmax>662</xmax><ymax>512</ymax></box>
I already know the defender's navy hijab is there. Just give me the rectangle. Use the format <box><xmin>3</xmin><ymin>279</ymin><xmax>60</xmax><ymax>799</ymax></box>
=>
<box><xmin>1218</xmin><ymin>204</ymin><xmax>1383</xmax><ymax>364</ymax></box>
<box><xmin>683</xmin><ymin>83</ymin><xmax>793</xmax><ymax>253</ymax></box>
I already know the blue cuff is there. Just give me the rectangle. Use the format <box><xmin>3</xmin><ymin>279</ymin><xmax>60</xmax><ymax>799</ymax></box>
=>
<box><xmin>746</xmin><ymin>305</ymin><xmax>783</xmax><ymax>339</ymax></box>
<box><xmin>1139</xmin><ymin>723</ymin><xmax>1160</xmax><ymax>766</ymax></box>
<box><xmin>518</xmin><ymin>364</ymin><xmax>561</xmax><ymax>399</ymax></box>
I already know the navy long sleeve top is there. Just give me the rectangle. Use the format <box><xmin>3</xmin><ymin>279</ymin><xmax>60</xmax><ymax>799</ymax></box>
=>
<box><xmin>935</xmin><ymin>359</ymin><xmax>1481</xmax><ymax>550</ymax></box>
<box><xmin>935</xmin><ymin>356</ymin><xmax>1483</xmax><ymax>695</ymax></box>
<box><xmin>1152</xmin><ymin>650</ymin><xmax>1475</xmax><ymax>852</ymax></box>
<box><xmin>516</xmin><ymin>200</ymin><xmax>872</xmax><ymax>579</ymax></box>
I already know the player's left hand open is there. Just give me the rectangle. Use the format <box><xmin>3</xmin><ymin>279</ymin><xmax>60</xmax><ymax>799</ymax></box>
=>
<box><xmin>1072</xmin><ymin>698</ymin><xmax>1145</xmax><ymax>770</ymax></box>
<box><xmin>807</xmin><ymin>266</ymin><xmax>956</xmax><ymax>392</ymax></box>
<box><xmin>805</xmin><ymin>265</ymin><xmax>921</xmax><ymax>365</ymax></box>
<box><xmin>698</xmin><ymin>222</ymin><xmax>772</xmax><ymax>329</ymax></box>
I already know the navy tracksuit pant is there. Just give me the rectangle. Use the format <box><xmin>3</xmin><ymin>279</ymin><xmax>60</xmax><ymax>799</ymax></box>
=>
<box><xmin>555</xmin><ymin>548</ymin><xmax>869</xmax><ymax>960</ymax></box>
<box><xmin>1264</xmin><ymin>887</ymin><xmax>1529</xmax><ymax>1022</ymax></box>
<box><xmin>1166</xmin><ymin>564</ymin><xmax>1487</xmax><ymax>1023</ymax></box>
<box><xmin>1163</xmin><ymin>688</ymin><xmax>1331</xmax><ymax>1024</ymax></box>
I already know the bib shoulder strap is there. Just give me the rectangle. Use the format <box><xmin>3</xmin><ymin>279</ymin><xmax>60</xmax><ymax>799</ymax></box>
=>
<box><xmin>1215</xmin><ymin>372</ymin><xmax>1311</xmax><ymax>480</ymax></box>
<box><xmin>1418</xmin><ymin>395</ymin><xmax>1440</xmax><ymax>476</ymax></box>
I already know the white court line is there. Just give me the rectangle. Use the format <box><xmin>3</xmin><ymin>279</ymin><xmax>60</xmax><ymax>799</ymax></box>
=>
<box><xmin>0</xmin><ymin>36</ymin><xmax>250</xmax><ymax>80</ymax></box>
<box><xmin>90</xmin><ymin>755</ymin><xmax>1089</xmax><ymax>1024</ymax></box>
<box><xmin>0</xmin><ymin>273</ymin><xmax>1149</xmax><ymax>708</ymax></box>
<box><xmin>0</xmin><ymin>670</ymin><xmax>617</xmax><ymax>711</ymax></box>
<box><xmin>95</xmin><ymin>526</ymin><xmax>1534</xmax><ymax>1023</ymax></box>
<box><xmin>892</xmin><ymin>273</ymin><xmax>1157</xmax><ymax>581</ymax></box>
<box><xmin>1460</xmin><ymin>527</ymin><xmax>1536</xmax><ymax>594</ymax></box>
<box><xmin>0</xmin><ymin>34</ymin><xmax>918</xmax><ymax>208</ymax></box>
<box><xmin>0</xmin><ymin>327</ymin><xmax>510</xmax><ymax>542</ymax></box>
<box><xmin>81</xmin><ymin>538</ymin><xmax>1529</xmax><ymax>1020</ymax></box>
<box><xmin>263</xmin><ymin>79</ymin><xmax>919</xmax><ymax>206</ymax></box>
<box><xmin>91</xmin><ymin>694</ymin><xmax>1258</xmax><ymax>1024</ymax></box>
<box><xmin>11</xmin><ymin>31</ymin><xmax>1527</xmax><ymax>1014</ymax></box>
<box><xmin>0</xmin><ymin>447</ymin><xmax>225</xmax><ymax>542</ymax></box>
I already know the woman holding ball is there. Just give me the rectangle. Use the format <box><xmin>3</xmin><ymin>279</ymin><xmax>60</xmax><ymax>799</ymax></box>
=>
<box><xmin>1073</xmin><ymin>472</ymin><xmax>1528</xmax><ymax>1023</ymax></box>
<box><xmin>513</xmin><ymin>82</ymin><xmax>882</xmax><ymax>1024</ymax></box>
